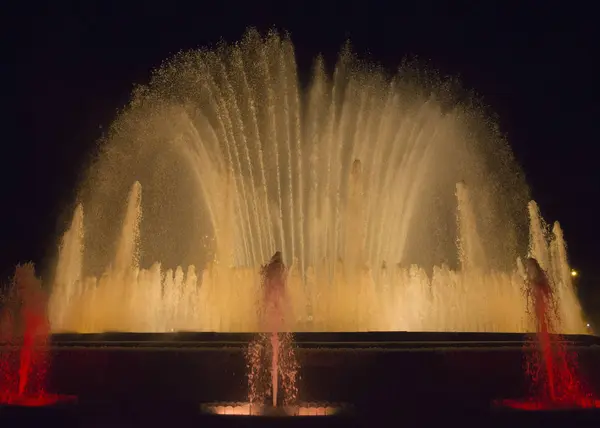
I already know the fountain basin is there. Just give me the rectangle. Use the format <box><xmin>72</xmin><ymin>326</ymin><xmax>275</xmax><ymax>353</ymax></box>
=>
<box><xmin>40</xmin><ymin>332</ymin><xmax>600</xmax><ymax>411</ymax></box>
<box><xmin>3</xmin><ymin>331</ymin><xmax>600</xmax><ymax>423</ymax></box>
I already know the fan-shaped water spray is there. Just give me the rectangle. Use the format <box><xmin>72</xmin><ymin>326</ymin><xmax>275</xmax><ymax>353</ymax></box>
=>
<box><xmin>47</xmin><ymin>30</ymin><xmax>586</xmax><ymax>334</ymax></box>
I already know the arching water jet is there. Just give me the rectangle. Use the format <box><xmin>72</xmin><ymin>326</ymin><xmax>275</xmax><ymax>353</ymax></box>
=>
<box><xmin>47</xmin><ymin>29</ymin><xmax>586</xmax><ymax>335</ymax></box>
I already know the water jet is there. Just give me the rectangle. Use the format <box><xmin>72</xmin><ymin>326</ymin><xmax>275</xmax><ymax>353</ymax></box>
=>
<box><xmin>0</xmin><ymin>265</ymin><xmax>76</xmax><ymax>407</ymax></box>
<box><xmin>496</xmin><ymin>258</ymin><xmax>600</xmax><ymax>411</ymax></box>
<box><xmin>2</xmin><ymin>28</ymin><xmax>598</xmax><ymax>427</ymax></box>
<box><xmin>46</xmin><ymin>29</ymin><xmax>586</xmax><ymax>336</ymax></box>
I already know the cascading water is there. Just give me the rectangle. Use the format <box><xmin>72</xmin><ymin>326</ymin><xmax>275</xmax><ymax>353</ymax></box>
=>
<box><xmin>47</xmin><ymin>29</ymin><xmax>587</xmax><ymax>334</ymax></box>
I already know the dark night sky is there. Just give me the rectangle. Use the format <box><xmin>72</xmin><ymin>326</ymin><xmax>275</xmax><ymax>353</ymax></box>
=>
<box><xmin>2</xmin><ymin>2</ymin><xmax>599</xmax><ymax>319</ymax></box>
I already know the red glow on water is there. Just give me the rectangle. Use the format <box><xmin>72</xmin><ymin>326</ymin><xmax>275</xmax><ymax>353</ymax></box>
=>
<box><xmin>0</xmin><ymin>265</ymin><xmax>76</xmax><ymax>407</ymax></box>
<box><xmin>500</xmin><ymin>397</ymin><xmax>600</xmax><ymax>411</ymax></box>
<box><xmin>0</xmin><ymin>392</ymin><xmax>76</xmax><ymax>407</ymax></box>
<box><xmin>503</xmin><ymin>332</ymin><xmax>600</xmax><ymax>411</ymax></box>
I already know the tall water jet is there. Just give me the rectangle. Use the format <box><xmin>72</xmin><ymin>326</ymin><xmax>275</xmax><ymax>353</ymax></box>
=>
<box><xmin>47</xmin><ymin>29</ymin><xmax>587</xmax><ymax>334</ymax></box>
<box><xmin>496</xmin><ymin>206</ymin><xmax>598</xmax><ymax>410</ymax></box>
<box><xmin>114</xmin><ymin>181</ymin><xmax>142</xmax><ymax>274</ymax></box>
<box><xmin>527</xmin><ymin>258</ymin><xmax>559</xmax><ymax>402</ymax></box>
<box><xmin>456</xmin><ymin>181</ymin><xmax>486</xmax><ymax>271</ymax></box>
<box><xmin>48</xmin><ymin>205</ymin><xmax>84</xmax><ymax>332</ymax></box>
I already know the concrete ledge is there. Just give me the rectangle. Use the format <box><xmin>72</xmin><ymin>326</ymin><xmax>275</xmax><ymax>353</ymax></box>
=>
<box><xmin>45</xmin><ymin>331</ymin><xmax>600</xmax><ymax>349</ymax></box>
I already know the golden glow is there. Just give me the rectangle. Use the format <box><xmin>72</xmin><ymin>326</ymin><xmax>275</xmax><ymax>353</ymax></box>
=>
<box><xmin>201</xmin><ymin>402</ymin><xmax>341</xmax><ymax>416</ymax></box>
<box><xmin>46</xmin><ymin>30</ymin><xmax>588</xmax><ymax>336</ymax></box>
<box><xmin>571</xmin><ymin>269</ymin><xmax>578</xmax><ymax>277</ymax></box>
<box><xmin>47</xmin><ymin>185</ymin><xmax>588</xmax><ymax>334</ymax></box>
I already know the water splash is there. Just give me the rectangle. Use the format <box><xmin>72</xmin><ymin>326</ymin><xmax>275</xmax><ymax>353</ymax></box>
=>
<box><xmin>247</xmin><ymin>333</ymin><xmax>298</xmax><ymax>410</ymax></box>
<box><xmin>47</xmin><ymin>29</ymin><xmax>586</xmax><ymax>334</ymax></box>
<box><xmin>247</xmin><ymin>253</ymin><xmax>298</xmax><ymax>410</ymax></box>
<box><xmin>0</xmin><ymin>264</ymin><xmax>75</xmax><ymax>406</ymax></box>
<box><xmin>498</xmin><ymin>226</ymin><xmax>599</xmax><ymax>410</ymax></box>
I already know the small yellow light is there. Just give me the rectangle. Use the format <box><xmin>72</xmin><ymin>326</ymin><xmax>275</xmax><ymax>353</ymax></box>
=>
<box><xmin>571</xmin><ymin>269</ymin><xmax>578</xmax><ymax>277</ymax></box>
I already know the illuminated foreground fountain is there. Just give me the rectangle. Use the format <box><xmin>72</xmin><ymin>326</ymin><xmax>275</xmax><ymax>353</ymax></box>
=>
<box><xmin>202</xmin><ymin>253</ymin><xmax>344</xmax><ymax>417</ymax></box>
<box><xmin>47</xmin><ymin>29</ymin><xmax>586</xmax><ymax>334</ymax></box>
<box><xmin>498</xmin><ymin>259</ymin><xmax>599</xmax><ymax>410</ymax></box>
<box><xmin>247</xmin><ymin>252</ymin><xmax>298</xmax><ymax>409</ymax></box>
<box><xmin>0</xmin><ymin>265</ymin><xmax>75</xmax><ymax>406</ymax></box>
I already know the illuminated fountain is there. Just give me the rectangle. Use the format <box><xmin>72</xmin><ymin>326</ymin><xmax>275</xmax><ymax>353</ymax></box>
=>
<box><xmin>248</xmin><ymin>252</ymin><xmax>298</xmax><ymax>410</ymax></box>
<box><xmin>47</xmin><ymin>29</ymin><xmax>587</xmax><ymax>334</ymax></box>
<box><xmin>0</xmin><ymin>265</ymin><xmax>75</xmax><ymax>406</ymax></box>
<box><xmin>202</xmin><ymin>252</ymin><xmax>343</xmax><ymax>417</ymax></box>
<box><xmin>498</xmin><ymin>256</ymin><xmax>599</xmax><ymax>410</ymax></box>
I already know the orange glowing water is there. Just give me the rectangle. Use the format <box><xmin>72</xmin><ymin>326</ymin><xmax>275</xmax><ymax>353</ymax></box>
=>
<box><xmin>201</xmin><ymin>402</ymin><xmax>342</xmax><ymax>416</ymax></box>
<box><xmin>46</xmin><ymin>30</ymin><xmax>587</xmax><ymax>335</ymax></box>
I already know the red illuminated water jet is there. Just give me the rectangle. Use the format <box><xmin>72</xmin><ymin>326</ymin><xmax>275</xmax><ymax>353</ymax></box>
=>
<box><xmin>499</xmin><ymin>258</ymin><xmax>599</xmax><ymax>410</ymax></box>
<box><xmin>0</xmin><ymin>264</ymin><xmax>75</xmax><ymax>407</ymax></box>
<box><xmin>247</xmin><ymin>252</ymin><xmax>298</xmax><ymax>411</ymax></box>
